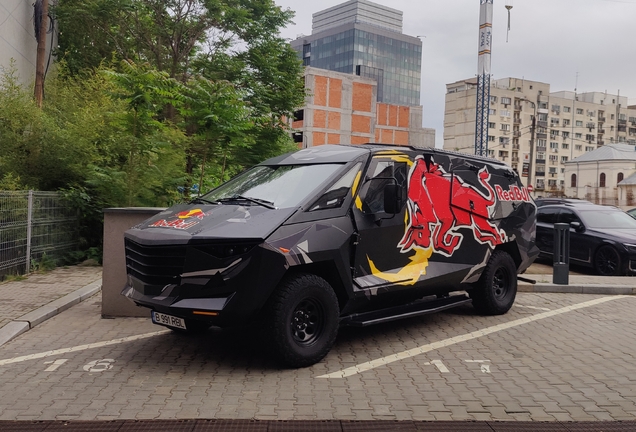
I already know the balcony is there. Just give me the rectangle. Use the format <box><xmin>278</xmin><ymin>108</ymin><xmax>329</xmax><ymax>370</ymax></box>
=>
<box><xmin>599</xmin><ymin>117</ymin><xmax>606</xmax><ymax>122</ymax></box>
<box><xmin>514</xmin><ymin>118</ymin><xmax>521</xmax><ymax>125</ymax></box>
<box><xmin>536</xmin><ymin>158</ymin><xmax>546</xmax><ymax>164</ymax></box>
<box><xmin>535</xmin><ymin>172</ymin><xmax>546</xmax><ymax>178</ymax></box>
<box><xmin>537</xmin><ymin>121</ymin><xmax>548</xmax><ymax>128</ymax></box>
<box><xmin>513</xmin><ymin>131</ymin><xmax>521</xmax><ymax>137</ymax></box>
<box><xmin>513</xmin><ymin>143</ymin><xmax>520</xmax><ymax>150</ymax></box>
<box><xmin>537</xmin><ymin>133</ymin><xmax>547</xmax><ymax>139</ymax></box>
<box><xmin>599</xmin><ymin>129</ymin><xmax>605</xmax><ymax>134</ymax></box>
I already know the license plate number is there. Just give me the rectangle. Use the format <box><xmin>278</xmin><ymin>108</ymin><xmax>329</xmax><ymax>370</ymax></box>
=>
<box><xmin>151</xmin><ymin>311</ymin><xmax>186</xmax><ymax>330</ymax></box>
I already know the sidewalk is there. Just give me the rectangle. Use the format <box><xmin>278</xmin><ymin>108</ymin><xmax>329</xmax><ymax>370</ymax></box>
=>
<box><xmin>0</xmin><ymin>265</ymin><xmax>102</xmax><ymax>347</ymax></box>
<box><xmin>0</xmin><ymin>262</ymin><xmax>634</xmax><ymax>349</ymax></box>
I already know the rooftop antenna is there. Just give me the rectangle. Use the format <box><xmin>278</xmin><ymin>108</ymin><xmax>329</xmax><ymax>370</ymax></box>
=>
<box><xmin>505</xmin><ymin>1</ymin><xmax>513</xmax><ymax>42</ymax></box>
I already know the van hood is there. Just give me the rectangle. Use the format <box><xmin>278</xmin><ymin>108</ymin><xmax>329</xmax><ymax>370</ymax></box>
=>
<box><xmin>125</xmin><ymin>204</ymin><xmax>297</xmax><ymax>245</ymax></box>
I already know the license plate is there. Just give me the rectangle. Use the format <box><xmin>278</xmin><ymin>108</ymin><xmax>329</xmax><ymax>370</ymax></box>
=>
<box><xmin>151</xmin><ymin>311</ymin><xmax>186</xmax><ymax>330</ymax></box>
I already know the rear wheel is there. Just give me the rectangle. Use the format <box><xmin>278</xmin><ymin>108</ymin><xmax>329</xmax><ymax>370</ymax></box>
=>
<box><xmin>265</xmin><ymin>274</ymin><xmax>339</xmax><ymax>368</ymax></box>
<box><xmin>470</xmin><ymin>250</ymin><xmax>517</xmax><ymax>315</ymax></box>
<box><xmin>594</xmin><ymin>245</ymin><xmax>621</xmax><ymax>276</ymax></box>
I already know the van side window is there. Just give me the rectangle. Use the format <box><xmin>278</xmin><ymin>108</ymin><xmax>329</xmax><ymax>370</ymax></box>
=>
<box><xmin>308</xmin><ymin>163</ymin><xmax>361</xmax><ymax>211</ymax></box>
<box><xmin>537</xmin><ymin>207</ymin><xmax>559</xmax><ymax>225</ymax></box>
<box><xmin>360</xmin><ymin>159</ymin><xmax>407</xmax><ymax>214</ymax></box>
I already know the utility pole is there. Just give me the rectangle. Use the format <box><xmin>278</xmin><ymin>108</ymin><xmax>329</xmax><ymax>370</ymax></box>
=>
<box><xmin>34</xmin><ymin>0</ymin><xmax>49</xmax><ymax>108</ymax></box>
<box><xmin>475</xmin><ymin>0</ymin><xmax>494</xmax><ymax>157</ymax></box>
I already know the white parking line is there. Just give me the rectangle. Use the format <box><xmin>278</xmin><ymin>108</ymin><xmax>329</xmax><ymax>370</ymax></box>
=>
<box><xmin>318</xmin><ymin>296</ymin><xmax>627</xmax><ymax>379</ymax></box>
<box><xmin>0</xmin><ymin>330</ymin><xmax>169</xmax><ymax>367</ymax></box>
<box><xmin>515</xmin><ymin>304</ymin><xmax>551</xmax><ymax>311</ymax></box>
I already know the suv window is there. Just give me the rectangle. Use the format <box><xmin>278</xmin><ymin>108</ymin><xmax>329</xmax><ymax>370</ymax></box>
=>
<box><xmin>360</xmin><ymin>159</ymin><xmax>407</xmax><ymax>214</ymax></box>
<box><xmin>537</xmin><ymin>207</ymin><xmax>559</xmax><ymax>224</ymax></box>
<box><xmin>308</xmin><ymin>163</ymin><xmax>362</xmax><ymax>211</ymax></box>
<box><xmin>558</xmin><ymin>209</ymin><xmax>581</xmax><ymax>225</ymax></box>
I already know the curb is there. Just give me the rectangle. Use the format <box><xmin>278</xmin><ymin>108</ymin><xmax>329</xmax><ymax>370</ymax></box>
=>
<box><xmin>0</xmin><ymin>280</ymin><xmax>102</xmax><ymax>348</ymax></box>
<box><xmin>519</xmin><ymin>282</ymin><xmax>636</xmax><ymax>295</ymax></box>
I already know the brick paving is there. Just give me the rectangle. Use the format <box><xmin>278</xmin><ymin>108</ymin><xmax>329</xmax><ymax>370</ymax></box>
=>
<box><xmin>0</xmin><ymin>289</ymin><xmax>635</xmax><ymax>422</ymax></box>
<box><xmin>0</xmin><ymin>266</ymin><xmax>102</xmax><ymax>329</ymax></box>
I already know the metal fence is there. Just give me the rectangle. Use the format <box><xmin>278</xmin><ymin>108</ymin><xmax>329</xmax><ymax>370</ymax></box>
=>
<box><xmin>0</xmin><ymin>191</ymin><xmax>79</xmax><ymax>276</ymax></box>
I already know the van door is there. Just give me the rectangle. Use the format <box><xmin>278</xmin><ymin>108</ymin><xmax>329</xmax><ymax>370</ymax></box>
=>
<box><xmin>351</xmin><ymin>155</ymin><xmax>412</xmax><ymax>290</ymax></box>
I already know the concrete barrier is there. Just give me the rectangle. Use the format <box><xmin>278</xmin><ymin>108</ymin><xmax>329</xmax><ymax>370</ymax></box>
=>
<box><xmin>102</xmin><ymin>208</ymin><xmax>165</xmax><ymax>317</ymax></box>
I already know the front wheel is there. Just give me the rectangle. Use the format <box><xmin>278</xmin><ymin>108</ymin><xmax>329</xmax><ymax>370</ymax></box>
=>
<box><xmin>594</xmin><ymin>245</ymin><xmax>621</xmax><ymax>276</ymax></box>
<box><xmin>470</xmin><ymin>250</ymin><xmax>517</xmax><ymax>315</ymax></box>
<box><xmin>265</xmin><ymin>273</ymin><xmax>340</xmax><ymax>368</ymax></box>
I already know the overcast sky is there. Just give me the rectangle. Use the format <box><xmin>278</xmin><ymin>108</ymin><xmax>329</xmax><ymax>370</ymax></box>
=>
<box><xmin>273</xmin><ymin>0</ymin><xmax>636</xmax><ymax>147</ymax></box>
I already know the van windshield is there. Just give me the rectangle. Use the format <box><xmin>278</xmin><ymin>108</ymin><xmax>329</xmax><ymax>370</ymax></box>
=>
<box><xmin>202</xmin><ymin>164</ymin><xmax>343</xmax><ymax>209</ymax></box>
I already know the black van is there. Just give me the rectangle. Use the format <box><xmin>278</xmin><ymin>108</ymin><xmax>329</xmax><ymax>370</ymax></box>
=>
<box><xmin>122</xmin><ymin>144</ymin><xmax>538</xmax><ymax>367</ymax></box>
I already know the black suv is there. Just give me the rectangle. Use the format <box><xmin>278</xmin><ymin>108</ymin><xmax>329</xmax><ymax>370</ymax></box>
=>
<box><xmin>536</xmin><ymin>202</ymin><xmax>636</xmax><ymax>275</ymax></box>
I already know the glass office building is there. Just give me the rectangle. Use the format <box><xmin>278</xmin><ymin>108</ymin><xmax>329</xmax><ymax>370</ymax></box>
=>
<box><xmin>291</xmin><ymin>0</ymin><xmax>422</xmax><ymax>107</ymax></box>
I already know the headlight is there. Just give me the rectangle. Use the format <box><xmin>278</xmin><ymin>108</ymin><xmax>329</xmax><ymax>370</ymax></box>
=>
<box><xmin>624</xmin><ymin>244</ymin><xmax>636</xmax><ymax>253</ymax></box>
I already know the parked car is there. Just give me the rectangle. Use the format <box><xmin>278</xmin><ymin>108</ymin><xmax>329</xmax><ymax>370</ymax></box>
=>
<box><xmin>122</xmin><ymin>144</ymin><xmax>538</xmax><ymax>367</ymax></box>
<box><xmin>536</xmin><ymin>202</ymin><xmax>636</xmax><ymax>276</ymax></box>
<box><xmin>534</xmin><ymin>198</ymin><xmax>593</xmax><ymax>207</ymax></box>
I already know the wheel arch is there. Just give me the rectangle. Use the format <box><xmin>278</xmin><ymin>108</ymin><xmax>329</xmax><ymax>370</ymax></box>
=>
<box><xmin>494</xmin><ymin>241</ymin><xmax>522</xmax><ymax>270</ymax></box>
<box><xmin>283</xmin><ymin>261</ymin><xmax>350</xmax><ymax>311</ymax></box>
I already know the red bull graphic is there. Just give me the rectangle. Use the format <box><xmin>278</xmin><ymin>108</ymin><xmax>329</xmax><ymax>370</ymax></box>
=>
<box><xmin>495</xmin><ymin>185</ymin><xmax>532</xmax><ymax>202</ymax></box>
<box><xmin>150</xmin><ymin>208</ymin><xmax>211</xmax><ymax>230</ymax></box>
<box><xmin>177</xmin><ymin>209</ymin><xmax>206</xmax><ymax>219</ymax></box>
<box><xmin>399</xmin><ymin>157</ymin><xmax>506</xmax><ymax>257</ymax></box>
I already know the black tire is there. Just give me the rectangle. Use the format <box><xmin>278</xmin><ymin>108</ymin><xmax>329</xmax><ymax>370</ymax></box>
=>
<box><xmin>470</xmin><ymin>250</ymin><xmax>517</xmax><ymax>315</ymax></box>
<box><xmin>265</xmin><ymin>273</ymin><xmax>339</xmax><ymax>368</ymax></box>
<box><xmin>594</xmin><ymin>245</ymin><xmax>621</xmax><ymax>276</ymax></box>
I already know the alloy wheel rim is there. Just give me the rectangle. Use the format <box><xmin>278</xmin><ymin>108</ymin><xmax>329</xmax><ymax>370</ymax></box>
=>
<box><xmin>291</xmin><ymin>298</ymin><xmax>324</xmax><ymax>346</ymax></box>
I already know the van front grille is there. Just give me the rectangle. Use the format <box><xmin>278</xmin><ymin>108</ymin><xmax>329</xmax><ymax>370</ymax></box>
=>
<box><xmin>125</xmin><ymin>239</ymin><xmax>186</xmax><ymax>287</ymax></box>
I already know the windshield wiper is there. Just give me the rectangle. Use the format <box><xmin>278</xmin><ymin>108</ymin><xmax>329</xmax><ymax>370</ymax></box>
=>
<box><xmin>217</xmin><ymin>195</ymin><xmax>277</xmax><ymax>209</ymax></box>
<box><xmin>189</xmin><ymin>197</ymin><xmax>216</xmax><ymax>205</ymax></box>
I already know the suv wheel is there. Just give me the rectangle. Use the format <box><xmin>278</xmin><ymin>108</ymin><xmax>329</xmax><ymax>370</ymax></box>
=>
<box><xmin>265</xmin><ymin>274</ymin><xmax>339</xmax><ymax>368</ymax></box>
<box><xmin>470</xmin><ymin>250</ymin><xmax>517</xmax><ymax>315</ymax></box>
<box><xmin>594</xmin><ymin>245</ymin><xmax>621</xmax><ymax>276</ymax></box>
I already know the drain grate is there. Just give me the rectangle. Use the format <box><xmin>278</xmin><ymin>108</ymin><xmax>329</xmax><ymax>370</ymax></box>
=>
<box><xmin>342</xmin><ymin>420</ymin><xmax>417</xmax><ymax>431</ymax></box>
<box><xmin>269</xmin><ymin>420</ymin><xmax>343</xmax><ymax>432</ymax></box>
<box><xmin>0</xmin><ymin>421</ymin><xmax>50</xmax><ymax>432</ymax></box>
<box><xmin>119</xmin><ymin>419</ymin><xmax>196</xmax><ymax>431</ymax></box>
<box><xmin>192</xmin><ymin>419</ymin><xmax>268</xmax><ymax>432</ymax></box>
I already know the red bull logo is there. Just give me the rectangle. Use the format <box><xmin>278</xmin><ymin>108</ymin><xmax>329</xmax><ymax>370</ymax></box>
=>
<box><xmin>495</xmin><ymin>185</ymin><xmax>532</xmax><ymax>202</ymax></box>
<box><xmin>177</xmin><ymin>209</ymin><xmax>206</xmax><ymax>219</ymax></box>
<box><xmin>399</xmin><ymin>158</ymin><xmax>506</xmax><ymax>257</ymax></box>
<box><xmin>150</xmin><ymin>208</ymin><xmax>211</xmax><ymax>230</ymax></box>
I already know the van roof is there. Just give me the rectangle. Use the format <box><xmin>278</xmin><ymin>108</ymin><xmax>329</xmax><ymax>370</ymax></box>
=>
<box><xmin>262</xmin><ymin>144</ymin><xmax>508</xmax><ymax>166</ymax></box>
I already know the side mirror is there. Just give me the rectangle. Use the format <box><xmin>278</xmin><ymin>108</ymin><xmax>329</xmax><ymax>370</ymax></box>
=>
<box><xmin>570</xmin><ymin>221</ymin><xmax>584</xmax><ymax>232</ymax></box>
<box><xmin>383</xmin><ymin>184</ymin><xmax>403</xmax><ymax>214</ymax></box>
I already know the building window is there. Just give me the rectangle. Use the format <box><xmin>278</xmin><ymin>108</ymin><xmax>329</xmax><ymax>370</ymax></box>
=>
<box><xmin>550</xmin><ymin>142</ymin><xmax>559</xmax><ymax>149</ymax></box>
<box><xmin>489</xmin><ymin>109</ymin><xmax>496</xmax><ymax>115</ymax></box>
<box><xmin>488</xmin><ymin>136</ymin><xmax>496</xmax><ymax>141</ymax></box>
<box><xmin>575</xmin><ymin>145</ymin><xmax>582</xmax><ymax>151</ymax></box>
<box><xmin>599</xmin><ymin>173</ymin><xmax>606</xmax><ymax>187</ymax></box>
<box><xmin>561</xmin><ymin>156</ymin><xmax>568</xmax><ymax>162</ymax></box>
<box><xmin>618</xmin><ymin>172</ymin><xmax>624</xmax><ymax>184</ymax></box>
<box><xmin>576</xmin><ymin>120</ymin><xmax>583</xmax><ymax>127</ymax></box>
<box><xmin>562</xmin><ymin>143</ymin><xmax>569</xmax><ymax>149</ymax></box>
<box><xmin>576</xmin><ymin>108</ymin><xmax>584</xmax><ymax>115</ymax></box>
<box><xmin>563</xmin><ymin>106</ymin><xmax>571</xmax><ymax>113</ymax></box>
<box><xmin>501</xmin><ymin>97</ymin><xmax>511</xmax><ymax>105</ymax></box>
<box><xmin>500</xmin><ymin>124</ymin><xmax>510</xmax><ymax>131</ymax></box>
<box><xmin>563</xmin><ymin>119</ymin><xmax>570</xmax><ymax>126</ymax></box>
<box><xmin>571</xmin><ymin>174</ymin><xmax>577</xmax><ymax>187</ymax></box>
<box><xmin>489</xmin><ymin>122</ymin><xmax>496</xmax><ymax>129</ymax></box>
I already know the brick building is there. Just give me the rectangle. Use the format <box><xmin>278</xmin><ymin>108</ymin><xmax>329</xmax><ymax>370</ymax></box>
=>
<box><xmin>292</xmin><ymin>67</ymin><xmax>434</xmax><ymax>148</ymax></box>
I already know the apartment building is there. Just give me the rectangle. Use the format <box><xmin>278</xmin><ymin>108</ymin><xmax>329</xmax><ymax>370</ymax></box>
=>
<box><xmin>444</xmin><ymin>77</ymin><xmax>636</xmax><ymax>196</ymax></box>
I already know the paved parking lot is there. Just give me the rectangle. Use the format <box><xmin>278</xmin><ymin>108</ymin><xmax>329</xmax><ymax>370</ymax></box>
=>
<box><xmin>1</xmin><ymin>291</ymin><xmax>635</xmax><ymax>423</ymax></box>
